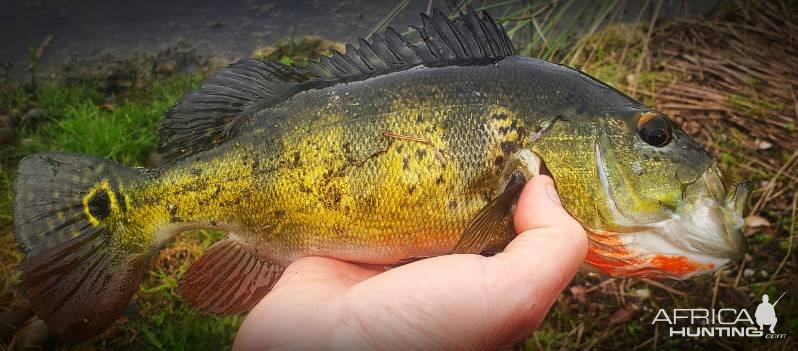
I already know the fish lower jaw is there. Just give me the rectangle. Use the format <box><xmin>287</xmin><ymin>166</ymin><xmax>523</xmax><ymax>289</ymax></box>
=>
<box><xmin>583</xmin><ymin>227</ymin><xmax>731</xmax><ymax>279</ymax></box>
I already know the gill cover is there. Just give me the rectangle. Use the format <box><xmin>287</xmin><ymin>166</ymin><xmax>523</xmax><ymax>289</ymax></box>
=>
<box><xmin>582</xmin><ymin>110</ymin><xmax>746</xmax><ymax>278</ymax></box>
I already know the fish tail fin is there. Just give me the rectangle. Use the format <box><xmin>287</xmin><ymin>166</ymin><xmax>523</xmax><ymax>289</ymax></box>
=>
<box><xmin>13</xmin><ymin>152</ymin><xmax>154</xmax><ymax>341</ymax></box>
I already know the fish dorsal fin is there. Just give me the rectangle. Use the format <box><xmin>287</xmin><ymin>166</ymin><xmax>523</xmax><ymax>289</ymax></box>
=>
<box><xmin>306</xmin><ymin>7</ymin><xmax>514</xmax><ymax>79</ymax></box>
<box><xmin>158</xmin><ymin>60</ymin><xmax>311</xmax><ymax>162</ymax></box>
<box><xmin>158</xmin><ymin>7</ymin><xmax>514</xmax><ymax>163</ymax></box>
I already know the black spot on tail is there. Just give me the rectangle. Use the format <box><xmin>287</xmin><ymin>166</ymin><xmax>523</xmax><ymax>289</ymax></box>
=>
<box><xmin>87</xmin><ymin>189</ymin><xmax>111</xmax><ymax>220</ymax></box>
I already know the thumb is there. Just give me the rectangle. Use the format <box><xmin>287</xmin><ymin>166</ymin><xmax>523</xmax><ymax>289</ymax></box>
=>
<box><xmin>505</xmin><ymin>175</ymin><xmax>587</xmax><ymax>259</ymax></box>
<box><xmin>486</xmin><ymin>175</ymin><xmax>587</xmax><ymax>331</ymax></box>
<box><xmin>512</xmin><ymin>175</ymin><xmax>584</xmax><ymax>234</ymax></box>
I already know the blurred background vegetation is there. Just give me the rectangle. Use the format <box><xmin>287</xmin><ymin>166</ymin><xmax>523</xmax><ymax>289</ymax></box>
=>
<box><xmin>1</xmin><ymin>0</ymin><xmax>796</xmax><ymax>349</ymax></box>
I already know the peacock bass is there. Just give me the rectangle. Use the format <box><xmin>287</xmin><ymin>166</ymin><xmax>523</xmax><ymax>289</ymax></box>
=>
<box><xmin>12</xmin><ymin>8</ymin><xmax>748</xmax><ymax>341</ymax></box>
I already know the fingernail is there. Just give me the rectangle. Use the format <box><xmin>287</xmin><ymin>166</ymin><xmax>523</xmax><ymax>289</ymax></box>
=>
<box><xmin>545</xmin><ymin>182</ymin><xmax>562</xmax><ymax>205</ymax></box>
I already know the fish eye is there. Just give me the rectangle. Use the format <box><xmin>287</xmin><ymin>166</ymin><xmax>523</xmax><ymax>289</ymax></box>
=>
<box><xmin>637</xmin><ymin>112</ymin><xmax>672</xmax><ymax>147</ymax></box>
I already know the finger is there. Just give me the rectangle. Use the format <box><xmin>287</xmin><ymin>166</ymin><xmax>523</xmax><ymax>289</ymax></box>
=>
<box><xmin>485</xmin><ymin>175</ymin><xmax>587</xmax><ymax>335</ymax></box>
<box><xmin>506</xmin><ymin>175</ymin><xmax>586</xmax><ymax>264</ymax></box>
<box><xmin>236</xmin><ymin>257</ymin><xmax>382</xmax><ymax>350</ymax></box>
<box><xmin>253</xmin><ymin>257</ymin><xmax>382</xmax><ymax>315</ymax></box>
<box><xmin>274</xmin><ymin>256</ymin><xmax>382</xmax><ymax>291</ymax></box>
<box><xmin>513</xmin><ymin>175</ymin><xmax>583</xmax><ymax>233</ymax></box>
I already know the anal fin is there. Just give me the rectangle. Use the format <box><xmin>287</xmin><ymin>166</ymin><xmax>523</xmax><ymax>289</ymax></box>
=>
<box><xmin>179</xmin><ymin>236</ymin><xmax>284</xmax><ymax>314</ymax></box>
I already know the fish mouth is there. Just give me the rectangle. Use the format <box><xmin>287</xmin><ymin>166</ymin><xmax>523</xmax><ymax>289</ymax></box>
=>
<box><xmin>586</xmin><ymin>148</ymin><xmax>749</xmax><ymax>279</ymax></box>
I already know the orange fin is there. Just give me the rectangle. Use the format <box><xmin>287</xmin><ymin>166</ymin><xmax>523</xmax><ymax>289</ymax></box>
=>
<box><xmin>179</xmin><ymin>237</ymin><xmax>285</xmax><ymax>314</ymax></box>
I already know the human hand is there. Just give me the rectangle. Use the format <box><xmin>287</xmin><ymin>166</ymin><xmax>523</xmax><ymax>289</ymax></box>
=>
<box><xmin>234</xmin><ymin>175</ymin><xmax>587</xmax><ymax>350</ymax></box>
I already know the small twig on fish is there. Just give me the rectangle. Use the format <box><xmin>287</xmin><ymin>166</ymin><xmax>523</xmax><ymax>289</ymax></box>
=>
<box><xmin>640</xmin><ymin>278</ymin><xmax>688</xmax><ymax>297</ymax></box>
<box><xmin>380</xmin><ymin>130</ymin><xmax>447</xmax><ymax>166</ymax></box>
<box><xmin>352</xmin><ymin>147</ymin><xmax>390</xmax><ymax>167</ymax></box>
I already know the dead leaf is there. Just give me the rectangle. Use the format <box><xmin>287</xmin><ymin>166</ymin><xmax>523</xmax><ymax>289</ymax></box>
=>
<box><xmin>570</xmin><ymin>286</ymin><xmax>588</xmax><ymax>303</ymax></box>
<box><xmin>631</xmin><ymin>288</ymin><xmax>651</xmax><ymax>300</ymax></box>
<box><xmin>744</xmin><ymin>215</ymin><xmax>770</xmax><ymax>228</ymax></box>
<box><xmin>608</xmin><ymin>306</ymin><xmax>637</xmax><ymax>326</ymax></box>
<box><xmin>755</xmin><ymin>139</ymin><xmax>773</xmax><ymax>150</ymax></box>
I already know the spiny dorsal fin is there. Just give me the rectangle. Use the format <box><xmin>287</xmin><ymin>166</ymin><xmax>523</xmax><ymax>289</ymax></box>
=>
<box><xmin>158</xmin><ymin>7</ymin><xmax>514</xmax><ymax>163</ymax></box>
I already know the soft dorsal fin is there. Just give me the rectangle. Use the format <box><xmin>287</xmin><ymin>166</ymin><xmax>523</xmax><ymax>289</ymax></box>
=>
<box><xmin>158</xmin><ymin>7</ymin><xmax>514</xmax><ymax>163</ymax></box>
<box><xmin>158</xmin><ymin>60</ymin><xmax>311</xmax><ymax>162</ymax></box>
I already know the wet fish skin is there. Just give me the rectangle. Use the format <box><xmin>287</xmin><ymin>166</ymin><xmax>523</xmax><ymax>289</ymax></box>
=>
<box><xmin>119</xmin><ymin>56</ymin><xmax>653</xmax><ymax>265</ymax></box>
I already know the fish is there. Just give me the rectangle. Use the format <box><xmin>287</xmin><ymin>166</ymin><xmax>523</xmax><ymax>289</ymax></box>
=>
<box><xmin>11</xmin><ymin>7</ymin><xmax>748</xmax><ymax>341</ymax></box>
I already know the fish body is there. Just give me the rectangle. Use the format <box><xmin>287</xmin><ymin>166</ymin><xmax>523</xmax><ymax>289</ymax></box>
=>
<box><xmin>12</xmin><ymin>8</ymin><xmax>748</xmax><ymax>341</ymax></box>
<box><xmin>129</xmin><ymin>57</ymin><xmax>641</xmax><ymax>265</ymax></box>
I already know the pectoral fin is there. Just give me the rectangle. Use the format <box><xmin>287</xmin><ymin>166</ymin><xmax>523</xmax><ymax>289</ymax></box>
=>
<box><xmin>450</xmin><ymin>173</ymin><xmax>525</xmax><ymax>255</ymax></box>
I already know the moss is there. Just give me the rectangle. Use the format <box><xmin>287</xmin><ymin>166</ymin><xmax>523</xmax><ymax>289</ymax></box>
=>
<box><xmin>572</xmin><ymin>23</ymin><xmax>666</xmax><ymax>105</ymax></box>
<box><xmin>251</xmin><ymin>36</ymin><xmax>345</xmax><ymax>66</ymax></box>
<box><xmin>728</xmin><ymin>93</ymin><xmax>786</xmax><ymax>117</ymax></box>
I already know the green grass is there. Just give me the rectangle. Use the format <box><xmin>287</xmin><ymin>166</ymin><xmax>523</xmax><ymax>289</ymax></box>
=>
<box><xmin>104</xmin><ymin>230</ymin><xmax>240</xmax><ymax>351</ymax></box>
<box><xmin>251</xmin><ymin>36</ymin><xmax>344</xmax><ymax>67</ymax></box>
<box><xmin>0</xmin><ymin>74</ymin><xmax>247</xmax><ymax>350</ymax></box>
<box><xmin>0</xmin><ymin>37</ymin><xmax>339</xmax><ymax>350</ymax></box>
<box><xmin>8</xmin><ymin>76</ymin><xmax>200</xmax><ymax>166</ymax></box>
<box><xmin>0</xmin><ymin>167</ymin><xmax>12</xmax><ymax>225</ymax></box>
